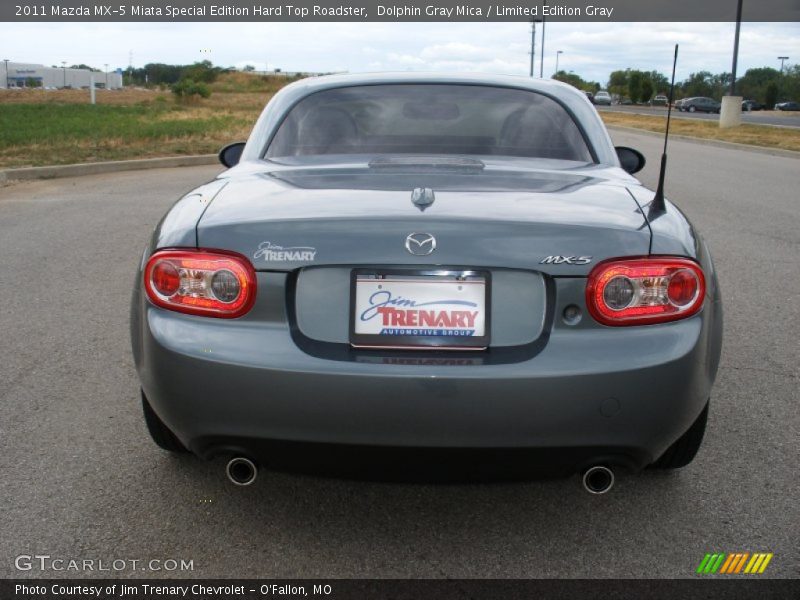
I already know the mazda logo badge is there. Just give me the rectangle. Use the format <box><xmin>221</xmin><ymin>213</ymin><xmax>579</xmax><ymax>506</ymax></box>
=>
<box><xmin>405</xmin><ymin>233</ymin><xmax>436</xmax><ymax>256</ymax></box>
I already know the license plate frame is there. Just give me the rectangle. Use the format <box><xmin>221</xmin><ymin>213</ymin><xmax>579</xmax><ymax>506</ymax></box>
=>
<box><xmin>349</xmin><ymin>268</ymin><xmax>491</xmax><ymax>350</ymax></box>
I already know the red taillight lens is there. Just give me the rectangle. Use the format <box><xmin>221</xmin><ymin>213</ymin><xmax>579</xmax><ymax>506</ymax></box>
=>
<box><xmin>151</xmin><ymin>260</ymin><xmax>180</xmax><ymax>297</ymax></box>
<box><xmin>586</xmin><ymin>257</ymin><xmax>705</xmax><ymax>326</ymax></box>
<box><xmin>144</xmin><ymin>249</ymin><xmax>256</xmax><ymax>318</ymax></box>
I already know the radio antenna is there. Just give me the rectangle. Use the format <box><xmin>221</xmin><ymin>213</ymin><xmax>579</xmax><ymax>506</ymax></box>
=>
<box><xmin>651</xmin><ymin>44</ymin><xmax>679</xmax><ymax>213</ymax></box>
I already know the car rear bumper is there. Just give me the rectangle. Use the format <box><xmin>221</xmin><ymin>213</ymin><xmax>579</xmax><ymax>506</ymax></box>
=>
<box><xmin>132</xmin><ymin>275</ymin><xmax>722</xmax><ymax>472</ymax></box>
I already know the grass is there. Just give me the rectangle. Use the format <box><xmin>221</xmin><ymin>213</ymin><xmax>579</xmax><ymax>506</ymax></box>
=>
<box><xmin>0</xmin><ymin>101</ymin><xmax>258</xmax><ymax>167</ymax></box>
<box><xmin>1</xmin><ymin>73</ymin><xmax>798</xmax><ymax>168</ymax></box>
<box><xmin>0</xmin><ymin>73</ymin><xmax>281</xmax><ymax>168</ymax></box>
<box><xmin>600</xmin><ymin>112</ymin><xmax>800</xmax><ymax>153</ymax></box>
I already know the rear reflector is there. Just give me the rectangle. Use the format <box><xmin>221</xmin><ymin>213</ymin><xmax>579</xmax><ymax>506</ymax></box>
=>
<box><xmin>586</xmin><ymin>257</ymin><xmax>705</xmax><ymax>326</ymax></box>
<box><xmin>144</xmin><ymin>249</ymin><xmax>256</xmax><ymax>318</ymax></box>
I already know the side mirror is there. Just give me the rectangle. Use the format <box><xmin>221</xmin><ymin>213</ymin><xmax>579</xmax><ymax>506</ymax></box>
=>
<box><xmin>219</xmin><ymin>142</ymin><xmax>246</xmax><ymax>168</ymax></box>
<box><xmin>615</xmin><ymin>146</ymin><xmax>646</xmax><ymax>174</ymax></box>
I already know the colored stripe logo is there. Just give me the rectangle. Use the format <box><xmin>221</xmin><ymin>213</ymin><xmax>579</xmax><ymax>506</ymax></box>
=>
<box><xmin>696</xmin><ymin>552</ymin><xmax>773</xmax><ymax>574</ymax></box>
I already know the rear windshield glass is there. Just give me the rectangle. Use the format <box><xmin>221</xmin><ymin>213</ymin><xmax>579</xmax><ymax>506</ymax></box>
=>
<box><xmin>266</xmin><ymin>84</ymin><xmax>593</xmax><ymax>162</ymax></box>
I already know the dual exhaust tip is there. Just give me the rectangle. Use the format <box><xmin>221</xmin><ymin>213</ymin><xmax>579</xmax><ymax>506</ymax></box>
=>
<box><xmin>581</xmin><ymin>465</ymin><xmax>615</xmax><ymax>495</ymax></box>
<box><xmin>226</xmin><ymin>457</ymin><xmax>257</xmax><ymax>486</ymax></box>
<box><xmin>225</xmin><ymin>456</ymin><xmax>614</xmax><ymax>493</ymax></box>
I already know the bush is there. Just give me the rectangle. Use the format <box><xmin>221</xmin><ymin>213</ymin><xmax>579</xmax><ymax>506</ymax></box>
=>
<box><xmin>182</xmin><ymin>60</ymin><xmax>220</xmax><ymax>84</ymax></box>
<box><xmin>171</xmin><ymin>78</ymin><xmax>211</xmax><ymax>99</ymax></box>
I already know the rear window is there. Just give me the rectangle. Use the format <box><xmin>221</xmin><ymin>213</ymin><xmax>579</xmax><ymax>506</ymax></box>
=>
<box><xmin>266</xmin><ymin>84</ymin><xmax>593</xmax><ymax>162</ymax></box>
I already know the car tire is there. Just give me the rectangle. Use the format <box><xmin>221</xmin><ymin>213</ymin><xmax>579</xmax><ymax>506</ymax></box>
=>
<box><xmin>141</xmin><ymin>390</ymin><xmax>189</xmax><ymax>453</ymax></box>
<box><xmin>650</xmin><ymin>402</ymin><xmax>708</xmax><ymax>469</ymax></box>
<box><xmin>688</xmin><ymin>106</ymin><xmax>696</xmax><ymax>113</ymax></box>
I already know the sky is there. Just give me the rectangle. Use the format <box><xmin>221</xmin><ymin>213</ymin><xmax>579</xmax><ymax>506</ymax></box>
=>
<box><xmin>1</xmin><ymin>21</ymin><xmax>798</xmax><ymax>84</ymax></box>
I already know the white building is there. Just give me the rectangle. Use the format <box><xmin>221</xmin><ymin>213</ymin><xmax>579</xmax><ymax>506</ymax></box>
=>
<box><xmin>2</xmin><ymin>62</ymin><xmax>123</xmax><ymax>89</ymax></box>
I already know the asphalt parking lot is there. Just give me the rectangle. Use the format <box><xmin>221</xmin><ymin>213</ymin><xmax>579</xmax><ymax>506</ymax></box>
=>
<box><xmin>599</xmin><ymin>104</ymin><xmax>800</xmax><ymax>128</ymax></box>
<box><xmin>1</xmin><ymin>130</ymin><xmax>798</xmax><ymax>579</ymax></box>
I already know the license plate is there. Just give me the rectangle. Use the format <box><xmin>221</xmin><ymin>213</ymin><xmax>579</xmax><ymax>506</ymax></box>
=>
<box><xmin>350</xmin><ymin>270</ymin><xmax>490</xmax><ymax>350</ymax></box>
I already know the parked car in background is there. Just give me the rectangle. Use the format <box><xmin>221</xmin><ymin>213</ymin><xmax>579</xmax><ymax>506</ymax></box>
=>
<box><xmin>651</xmin><ymin>94</ymin><xmax>668</xmax><ymax>106</ymax></box>
<box><xmin>774</xmin><ymin>101</ymin><xmax>800</xmax><ymax>111</ymax></box>
<box><xmin>674</xmin><ymin>98</ymin><xmax>687</xmax><ymax>110</ymax></box>
<box><xmin>680</xmin><ymin>97</ymin><xmax>721</xmax><ymax>114</ymax></box>
<box><xmin>584</xmin><ymin>91</ymin><xmax>594</xmax><ymax>103</ymax></box>
<box><xmin>741</xmin><ymin>99</ymin><xmax>764</xmax><ymax>111</ymax></box>
<box><xmin>593</xmin><ymin>90</ymin><xmax>611</xmax><ymax>106</ymax></box>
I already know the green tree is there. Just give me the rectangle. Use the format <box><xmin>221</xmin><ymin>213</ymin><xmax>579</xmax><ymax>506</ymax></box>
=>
<box><xmin>711</xmin><ymin>72</ymin><xmax>731</xmax><ymax>98</ymax></box>
<box><xmin>553</xmin><ymin>71</ymin><xmax>602</xmax><ymax>94</ymax></box>
<box><xmin>69</xmin><ymin>63</ymin><xmax>100</xmax><ymax>71</ymax></box>
<box><xmin>765</xmin><ymin>81</ymin><xmax>779</xmax><ymax>108</ymax></box>
<box><xmin>607</xmin><ymin>69</ymin><xmax>628</xmax><ymax>98</ymax></box>
<box><xmin>640</xmin><ymin>79</ymin><xmax>654</xmax><ymax>103</ymax></box>
<box><xmin>628</xmin><ymin>71</ymin><xmax>643</xmax><ymax>103</ymax></box>
<box><xmin>182</xmin><ymin>60</ymin><xmax>220</xmax><ymax>84</ymax></box>
<box><xmin>682</xmin><ymin>71</ymin><xmax>714</xmax><ymax>98</ymax></box>
<box><xmin>646</xmin><ymin>70</ymin><xmax>670</xmax><ymax>95</ymax></box>
<box><xmin>142</xmin><ymin>63</ymin><xmax>184</xmax><ymax>85</ymax></box>
<box><xmin>778</xmin><ymin>64</ymin><xmax>800</xmax><ymax>102</ymax></box>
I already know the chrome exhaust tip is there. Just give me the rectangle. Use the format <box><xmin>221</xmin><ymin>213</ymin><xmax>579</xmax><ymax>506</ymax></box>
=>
<box><xmin>582</xmin><ymin>465</ymin><xmax>615</xmax><ymax>495</ymax></box>
<box><xmin>226</xmin><ymin>457</ymin><xmax>257</xmax><ymax>486</ymax></box>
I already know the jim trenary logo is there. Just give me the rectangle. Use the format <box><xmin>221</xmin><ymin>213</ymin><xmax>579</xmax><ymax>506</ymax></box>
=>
<box><xmin>696</xmin><ymin>552</ymin><xmax>774</xmax><ymax>574</ymax></box>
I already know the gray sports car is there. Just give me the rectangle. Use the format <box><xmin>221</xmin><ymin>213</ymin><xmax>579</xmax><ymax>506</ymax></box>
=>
<box><xmin>130</xmin><ymin>73</ymin><xmax>722</xmax><ymax>493</ymax></box>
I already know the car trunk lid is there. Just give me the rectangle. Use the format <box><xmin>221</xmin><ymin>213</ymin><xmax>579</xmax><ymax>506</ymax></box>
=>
<box><xmin>197</xmin><ymin>162</ymin><xmax>650</xmax><ymax>276</ymax></box>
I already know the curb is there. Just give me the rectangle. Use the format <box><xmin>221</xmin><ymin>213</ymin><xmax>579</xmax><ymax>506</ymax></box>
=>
<box><xmin>0</xmin><ymin>154</ymin><xmax>219</xmax><ymax>184</ymax></box>
<box><xmin>607</xmin><ymin>125</ymin><xmax>800</xmax><ymax>159</ymax></box>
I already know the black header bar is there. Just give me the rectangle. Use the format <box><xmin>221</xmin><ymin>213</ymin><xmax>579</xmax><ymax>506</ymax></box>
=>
<box><xmin>3</xmin><ymin>0</ymin><xmax>799</xmax><ymax>22</ymax></box>
<box><xmin>4</xmin><ymin>578</ymin><xmax>800</xmax><ymax>600</ymax></box>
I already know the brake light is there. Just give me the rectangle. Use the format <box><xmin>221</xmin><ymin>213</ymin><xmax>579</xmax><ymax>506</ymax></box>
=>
<box><xmin>586</xmin><ymin>257</ymin><xmax>705</xmax><ymax>326</ymax></box>
<box><xmin>143</xmin><ymin>249</ymin><xmax>256</xmax><ymax>318</ymax></box>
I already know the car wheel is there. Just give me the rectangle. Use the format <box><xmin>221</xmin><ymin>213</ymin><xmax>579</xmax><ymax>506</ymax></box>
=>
<box><xmin>688</xmin><ymin>106</ymin><xmax>696</xmax><ymax>113</ymax></box>
<box><xmin>141</xmin><ymin>390</ymin><xmax>189</xmax><ymax>453</ymax></box>
<box><xmin>650</xmin><ymin>402</ymin><xmax>708</xmax><ymax>469</ymax></box>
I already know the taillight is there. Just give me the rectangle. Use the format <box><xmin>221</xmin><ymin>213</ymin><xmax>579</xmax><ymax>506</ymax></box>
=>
<box><xmin>586</xmin><ymin>257</ymin><xmax>705</xmax><ymax>326</ymax></box>
<box><xmin>143</xmin><ymin>249</ymin><xmax>256</xmax><ymax>318</ymax></box>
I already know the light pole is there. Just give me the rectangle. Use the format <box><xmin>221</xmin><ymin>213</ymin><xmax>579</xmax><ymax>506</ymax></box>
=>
<box><xmin>555</xmin><ymin>50</ymin><xmax>563</xmax><ymax>77</ymax></box>
<box><xmin>104</xmin><ymin>63</ymin><xmax>109</xmax><ymax>88</ymax></box>
<box><xmin>3</xmin><ymin>59</ymin><xmax>9</xmax><ymax>89</ymax></box>
<box><xmin>720</xmin><ymin>0</ymin><xmax>744</xmax><ymax>128</ymax></box>
<box><xmin>777</xmin><ymin>56</ymin><xmax>789</xmax><ymax>73</ymax></box>
<box><xmin>61</xmin><ymin>61</ymin><xmax>67</xmax><ymax>88</ymax></box>
<box><xmin>539</xmin><ymin>2</ymin><xmax>547</xmax><ymax>78</ymax></box>
<box><xmin>729</xmin><ymin>0</ymin><xmax>743</xmax><ymax>96</ymax></box>
<box><xmin>529</xmin><ymin>19</ymin><xmax>536</xmax><ymax>77</ymax></box>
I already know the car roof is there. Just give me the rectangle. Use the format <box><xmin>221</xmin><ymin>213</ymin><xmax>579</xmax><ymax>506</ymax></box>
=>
<box><xmin>272</xmin><ymin>71</ymin><xmax>601</xmax><ymax>105</ymax></box>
